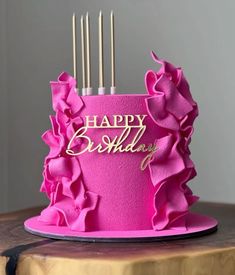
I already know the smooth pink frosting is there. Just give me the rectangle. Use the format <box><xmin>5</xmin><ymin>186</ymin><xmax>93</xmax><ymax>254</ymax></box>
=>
<box><xmin>39</xmin><ymin>52</ymin><xmax>199</xmax><ymax>232</ymax></box>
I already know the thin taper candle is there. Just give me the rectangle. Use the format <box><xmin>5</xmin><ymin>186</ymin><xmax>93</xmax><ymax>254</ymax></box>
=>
<box><xmin>72</xmin><ymin>13</ymin><xmax>78</xmax><ymax>88</ymax></box>
<box><xmin>85</xmin><ymin>12</ymin><xmax>92</xmax><ymax>95</ymax></box>
<box><xmin>98</xmin><ymin>11</ymin><xmax>105</xmax><ymax>95</ymax></box>
<box><xmin>81</xmin><ymin>15</ymin><xmax>86</xmax><ymax>95</ymax></box>
<box><xmin>110</xmin><ymin>10</ymin><xmax>116</xmax><ymax>94</ymax></box>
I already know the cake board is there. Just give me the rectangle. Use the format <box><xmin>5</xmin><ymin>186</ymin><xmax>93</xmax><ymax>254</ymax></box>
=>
<box><xmin>24</xmin><ymin>213</ymin><xmax>218</xmax><ymax>243</ymax></box>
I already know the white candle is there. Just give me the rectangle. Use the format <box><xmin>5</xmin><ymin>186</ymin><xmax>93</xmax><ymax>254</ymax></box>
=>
<box><xmin>81</xmin><ymin>15</ymin><xmax>86</xmax><ymax>96</ymax></box>
<box><xmin>110</xmin><ymin>10</ymin><xmax>116</xmax><ymax>94</ymax></box>
<box><xmin>98</xmin><ymin>10</ymin><xmax>105</xmax><ymax>95</ymax></box>
<box><xmin>72</xmin><ymin>13</ymin><xmax>78</xmax><ymax>92</ymax></box>
<box><xmin>86</xmin><ymin>12</ymin><xmax>93</xmax><ymax>95</ymax></box>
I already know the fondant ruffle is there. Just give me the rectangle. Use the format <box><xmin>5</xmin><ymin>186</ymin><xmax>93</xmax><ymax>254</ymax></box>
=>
<box><xmin>39</xmin><ymin>72</ymin><xmax>99</xmax><ymax>232</ymax></box>
<box><xmin>145</xmin><ymin>51</ymin><xmax>199</xmax><ymax>231</ymax></box>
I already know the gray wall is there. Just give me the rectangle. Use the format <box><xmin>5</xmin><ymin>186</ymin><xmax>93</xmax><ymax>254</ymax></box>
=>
<box><xmin>1</xmin><ymin>0</ymin><xmax>235</xmax><ymax>212</ymax></box>
<box><xmin>0</xmin><ymin>0</ymin><xmax>8</xmax><ymax>212</ymax></box>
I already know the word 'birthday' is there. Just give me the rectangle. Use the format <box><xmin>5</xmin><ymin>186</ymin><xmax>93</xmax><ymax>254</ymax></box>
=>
<box><xmin>66</xmin><ymin>114</ymin><xmax>157</xmax><ymax>170</ymax></box>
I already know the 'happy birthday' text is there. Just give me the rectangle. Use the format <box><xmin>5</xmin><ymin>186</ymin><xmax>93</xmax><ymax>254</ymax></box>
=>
<box><xmin>66</xmin><ymin>114</ymin><xmax>157</xmax><ymax>170</ymax></box>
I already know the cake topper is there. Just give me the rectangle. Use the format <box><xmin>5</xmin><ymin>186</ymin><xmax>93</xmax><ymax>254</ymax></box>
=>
<box><xmin>66</xmin><ymin>114</ymin><xmax>157</xmax><ymax>170</ymax></box>
<box><xmin>72</xmin><ymin>13</ymin><xmax>78</xmax><ymax>92</ymax></box>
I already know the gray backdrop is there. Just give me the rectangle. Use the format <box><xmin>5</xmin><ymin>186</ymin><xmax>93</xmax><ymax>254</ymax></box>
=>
<box><xmin>1</xmin><ymin>0</ymin><xmax>234</xmax><ymax>212</ymax></box>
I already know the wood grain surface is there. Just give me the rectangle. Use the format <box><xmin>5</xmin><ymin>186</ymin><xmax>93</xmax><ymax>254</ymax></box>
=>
<box><xmin>1</xmin><ymin>202</ymin><xmax>235</xmax><ymax>275</ymax></box>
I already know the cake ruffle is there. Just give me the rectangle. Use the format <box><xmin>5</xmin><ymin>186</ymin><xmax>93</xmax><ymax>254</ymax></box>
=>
<box><xmin>145</xmin><ymin>51</ymin><xmax>199</xmax><ymax>231</ymax></box>
<box><xmin>39</xmin><ymin>72</ymin><xmax>99</xmax><ymax>232</ymax></box>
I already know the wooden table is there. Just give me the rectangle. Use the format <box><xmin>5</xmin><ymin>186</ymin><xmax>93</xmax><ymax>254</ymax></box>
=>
<box><xmin>0</xmin><ymin>202</ymin><xmax>235</xmax><ymax>275</ymax></box>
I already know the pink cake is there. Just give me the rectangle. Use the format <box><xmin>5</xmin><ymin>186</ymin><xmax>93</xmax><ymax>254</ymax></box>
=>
<box><xmin>25</xmin><ymin>52</ymin><xmax>217</xmax><ymax>241</ymax></box>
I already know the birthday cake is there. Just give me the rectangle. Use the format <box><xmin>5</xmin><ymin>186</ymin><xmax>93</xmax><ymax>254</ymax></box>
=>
<box><xmin>24</xmin><ymin>51</ymin><xmax>217</xmax><ymax>241</ymax></box>
<box><xmin>24</xmin><ymin>11</ymin><xmax>217</xmax><ymax>241</ymax></box>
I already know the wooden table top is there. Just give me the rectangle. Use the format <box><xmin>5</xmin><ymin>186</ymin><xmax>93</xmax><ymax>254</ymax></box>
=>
<box><xmin>1</xmin><ymin>202</ymin><xmax>235</xmax><ymax>275</ymax></box>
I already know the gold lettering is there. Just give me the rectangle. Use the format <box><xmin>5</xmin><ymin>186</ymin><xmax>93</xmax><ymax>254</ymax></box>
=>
<box><xmin>136</xmin><ymin>115</ymin><xmax>147</xmax><ymax>126</ymax></box>
<box><xmin>66</xmin><ymin>127</ymin><xmax>92</xmax><ymax>155</ymax></box>
<box><xmin>125</xmin><ymin>126</ymin><xmax>146</xmax><ymax>152</ymax></box>
<box><xmin>140</xmin><ymin>146</ymin><xmax>157</xmax><ymax>171</ymax></box>
<box><xmin>112</xmin><ymin>127</ymin><xmax>132</xmax><ymax>153</ymax></box>
<box><xmin>100</xmin><ymin>115</ymin><xmax>111</xmax><ymax>127</ymax></box>
<box><xmin>85</xmin><ymin>115</ymin><xmax>98</xmax><ymax>127</ymax></box>
<box><xmin>66</xmin><ymin>114</ymin><xmax>158</xmax><ymax>171</ymax></box>
<box><xmin>113</xmin><ymin>115</ymin><xmax>123</xmax><ymax>127</ymax></box>
<box><xmin>124</xmin><ymin>115</ymin><xmax>134</xmax><ymax>127</ymax></box>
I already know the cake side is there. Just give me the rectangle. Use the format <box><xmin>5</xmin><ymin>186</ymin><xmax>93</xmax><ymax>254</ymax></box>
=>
<box><xmin>74</xmin><ymin>95</ymin><xmax>163</xmax><ymax>230</ymax></box>
<box><xmin>38</xmin><ymin>52</ymin><xmax>199</xmax><ymax>232</ymax></box>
